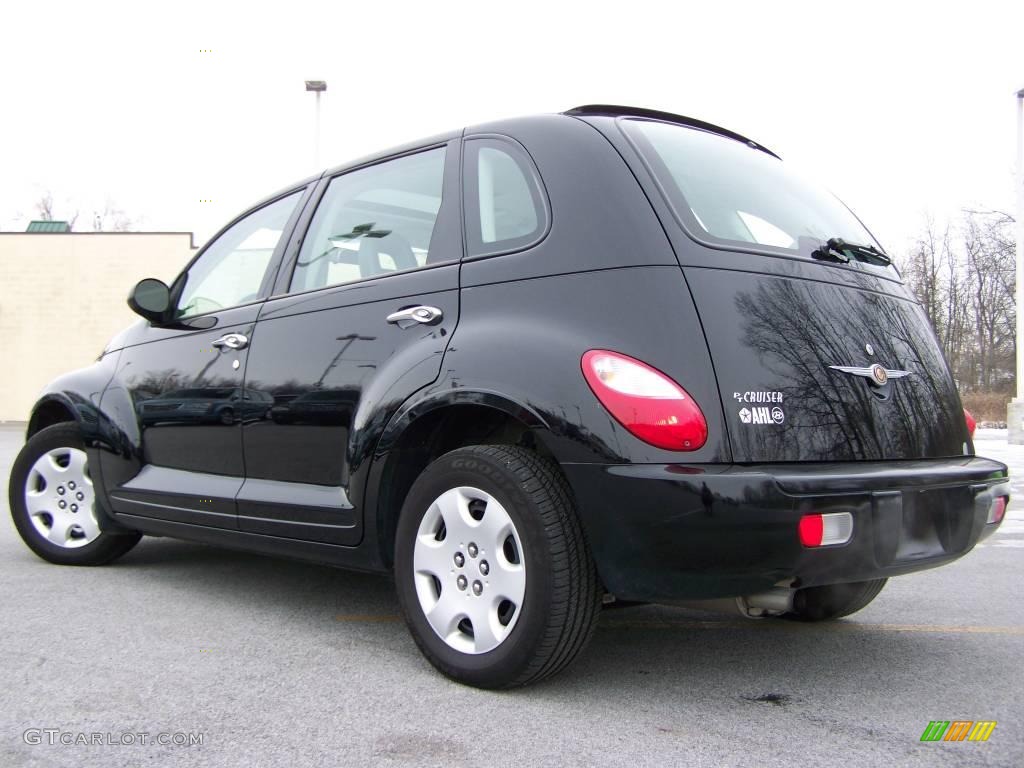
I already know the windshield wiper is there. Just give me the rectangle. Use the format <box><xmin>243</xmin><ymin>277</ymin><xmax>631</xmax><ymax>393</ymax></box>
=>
<box><xmin>812</xmin><ymin>237</ymin><xmax>891</xmax><ymax>266</ymax></box>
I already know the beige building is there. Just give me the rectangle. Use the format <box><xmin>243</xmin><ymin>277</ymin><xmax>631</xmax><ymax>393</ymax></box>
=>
<box><xmin>0</xmin><ymin>232</ymin><xmax>197</xmax><ymax>422</ymax></box>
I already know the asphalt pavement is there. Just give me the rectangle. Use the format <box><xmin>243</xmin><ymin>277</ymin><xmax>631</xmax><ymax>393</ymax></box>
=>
<box><xmin>0</xmin><ymin>424</ymin><xmax>1021</xmax><ymax>767</ymax></box>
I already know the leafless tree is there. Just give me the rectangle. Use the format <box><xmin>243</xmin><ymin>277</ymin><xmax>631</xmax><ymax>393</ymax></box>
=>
<box><xmin>91</xmin><ymin>199</ymin><xmax>135</xmax><ymax>232</ymax></box>
<box><xmin>34</xmin><ymin>192</ymin><xmax>78</xmax><ymax>230</ymax></box>
<box><xmin>899</xmin><ymin>210</ymin><xmax>1016</xmax><ymax>395</ymax></box>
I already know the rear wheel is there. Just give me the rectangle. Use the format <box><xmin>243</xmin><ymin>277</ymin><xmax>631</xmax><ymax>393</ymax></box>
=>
<box><xmin>784</xmin><ymin>578</ymin><xmax>888</xmax><ymax>621</ymax></box>
<box><xmin>394</xmin><ymin>445</ymin><xmax>601</xmax><ymax>689</ymax></box>
<box><xmin>8</xmin><ymin>423</ymin><xmax>141</xmax><ymax>566</ymax></box>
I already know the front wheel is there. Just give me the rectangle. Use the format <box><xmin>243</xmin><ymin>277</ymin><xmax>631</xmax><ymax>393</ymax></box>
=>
<box><xmin>8</xmin><ymin>423</ymin><xmax>141</xmax><ymax>566</ymax></box>
<box><xmin>394</xmin><ymin>445</ymin><xmax>601</xmax><ymax>689</ymax></box>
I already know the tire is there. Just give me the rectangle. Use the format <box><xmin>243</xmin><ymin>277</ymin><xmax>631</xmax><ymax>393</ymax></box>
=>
<box><xmin>784</xmin><ymin>578</ymin><xmax>888</xmax><ymax>621</ymax></box>
<box><xmin>394</xmin><ymin>445</ymin><xmax>601</xmax><ymax>689</ymax></box>
<box><xmin>8</xmin><ymin>423</ymin><xmax>142</xmax><ymax>566</ymax></box>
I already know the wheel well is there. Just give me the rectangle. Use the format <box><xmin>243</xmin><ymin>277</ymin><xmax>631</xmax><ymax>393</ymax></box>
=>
<box><xmin>27</xmin><ymin>400</ymin><xmax>76</xmax><ymax>437</ymax></box>
<box><xmin>375</xmin><ymin>404</ymin><xmax>557</xmax><ymax>568</ymax></box>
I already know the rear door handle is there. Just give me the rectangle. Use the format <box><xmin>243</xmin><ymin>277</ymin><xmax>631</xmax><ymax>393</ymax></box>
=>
<box><xmin>212</xmin><ymin>333</ymin><xmax>249</xmax><ymax>350</ymax></box>
<box><xmin>386</xmin><ymin>305</ymin><xmax>443</xmax><ymax>325</ymax></box>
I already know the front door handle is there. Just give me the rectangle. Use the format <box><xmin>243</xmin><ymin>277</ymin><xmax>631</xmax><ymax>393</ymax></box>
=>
<box><xmin>212</xmin><ymin>332</ymin><xmax>249</xmax><ymax>350</ymax></box>
<box><xmin>386</xmin><ymin>305</ymin><xmax>443</xmax><ymax>326</ymax></box>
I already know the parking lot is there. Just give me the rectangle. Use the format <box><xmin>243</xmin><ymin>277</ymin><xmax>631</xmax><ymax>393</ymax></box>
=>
<box><xmin>1</xmin><ymin>423</ymin><xmax>1021</xmax><ymax>767</ymax></box>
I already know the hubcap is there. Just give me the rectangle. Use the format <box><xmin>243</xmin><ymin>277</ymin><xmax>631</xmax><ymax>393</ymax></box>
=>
<box><xmin>24</xmin><ymin>447</ymin><xmax>100</xmax><ymax>548</ymax></box>
<box><xmin>412</xmin><ymin>486</ymin><xmax>526</xmax><ymax>654</ymax></box>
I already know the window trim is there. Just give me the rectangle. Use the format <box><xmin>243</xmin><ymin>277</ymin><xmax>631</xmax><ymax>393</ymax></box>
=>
<box><xmin>462</xmin><ymin>134</ymin><xmax>551</xmax><ymax>261</ymax></box>
<box><xmin>616</xmin><ymin>116</ymin><xmax>894</xmax><ymax>275</ymax></box>
<box><xmin>167</xmin><ymin>185</ymin><xmax>312</xmax><ymax>321</ymax></box>
<box><xmin>272</xmin><ymin>140</ymin><xmax>462</xmax><ymax>299</ymax></box>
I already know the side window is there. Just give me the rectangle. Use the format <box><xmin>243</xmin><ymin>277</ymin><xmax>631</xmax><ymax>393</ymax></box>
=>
<box><xmin>290</xmin><ymin>147</ymin><xmax>447</xmax><ymax>293</ymax></box>
<box><xmin>464</xmin><ymin>137</ymin><xmax>546</xmax><ymax>257</ymax></box>
<box><xmin>177</xmin><ymin>192</ymin><xmax>301</xmax><ymax>318</ymax></box>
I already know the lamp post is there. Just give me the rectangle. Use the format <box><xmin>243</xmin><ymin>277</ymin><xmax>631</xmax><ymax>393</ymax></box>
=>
<box><xmin>1009</xmin><ymin>87</ymin><xmax>1024</xmax><ymax>443</ymax></box>
<box><xmin>305</xmin><ymin>80</ymin><xmax>327</xmax><ymax>169</ymax></box>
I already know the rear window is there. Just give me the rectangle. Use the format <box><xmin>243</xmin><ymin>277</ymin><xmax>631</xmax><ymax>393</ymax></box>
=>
<box><xmin>623</xmin><ymin>118</ymin><xmax>880</xmax><ymax>259</ymax></box>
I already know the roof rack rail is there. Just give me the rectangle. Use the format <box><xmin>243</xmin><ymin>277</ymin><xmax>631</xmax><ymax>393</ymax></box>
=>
<box><xmin>563</xmin><ymin>104</ymin><xmax>779</xmax><ymax>159</ymax></box>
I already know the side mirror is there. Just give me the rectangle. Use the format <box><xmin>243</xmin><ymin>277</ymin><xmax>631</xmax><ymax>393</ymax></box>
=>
<box><xmin>128</xmin><ymin>278</ymin><xmax>171</xmax><ymax>323</ymax></box>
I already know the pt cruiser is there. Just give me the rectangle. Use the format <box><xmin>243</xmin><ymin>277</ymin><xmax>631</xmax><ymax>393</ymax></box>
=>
<box><xmin>9</xmin><ymin>105</ymin><xmax>1009</xmax><ymax>688</ymax></box>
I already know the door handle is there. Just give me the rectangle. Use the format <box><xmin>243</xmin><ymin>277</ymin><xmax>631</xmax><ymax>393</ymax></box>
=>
<box><xmin>386</xmin><ymin>305</ymin><xmax>443</xmax><ymax>325</ymax></box>
<box><xmin>212</xmin><ymin>332</ymin><xmax>249</xmax><ymax>350</ymax></box>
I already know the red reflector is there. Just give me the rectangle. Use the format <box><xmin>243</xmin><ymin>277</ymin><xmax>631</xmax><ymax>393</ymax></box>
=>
<box><xmin>990</xmin><ymin>496</ymin><xmax>1007</xmax><ymax>524</ymax></box>
<box><xmin>798</xmin><ymin>514</ymin><xmax>824</xmax><ymax>547</ymax></box>
<box><xmin>581</xmin><ymin>350</ymin><xmax>707</xmax><ymax>451</ymax></box>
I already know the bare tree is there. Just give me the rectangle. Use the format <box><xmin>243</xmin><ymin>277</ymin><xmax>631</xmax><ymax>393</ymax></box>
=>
<box><xmin>35</xmin><ymin>193</ymin><xmax>55</xmax><ymax>221</ymax></box>
<box><xmin>91</xmin><ymin>200</ymin><xmax>135</xmax><ymax>232</ymax></box>
<box><xmin>34</xmin><ymin>192</ymin><xmax>78</xmax><ymax>230</ymax></box>
<box><xmin>900</xmin><ymin>210</ymin><xmax>1016</xmax><ymax>395</ymax></box>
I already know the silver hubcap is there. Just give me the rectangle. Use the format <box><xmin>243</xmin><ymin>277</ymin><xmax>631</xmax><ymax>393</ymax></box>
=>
<box><xmin>413</xmin><ymin>486</ymin><xmax>526</xmax><ymax>654</ymax></box>
<box><xmin>24</xmin><ymin>447</ymin><xmax>100</xmax><ymax>548</ymax></box>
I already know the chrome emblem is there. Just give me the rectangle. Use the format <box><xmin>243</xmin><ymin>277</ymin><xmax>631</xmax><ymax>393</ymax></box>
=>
<box><xmin>865</xmin><ymin>343</ymin><xmax>875</xmax><ymax>356</ymax></box>
<box><xmin>829</xmin><ymin>363</ymin><xmax>910</xmax><ymax>386</ymax></box>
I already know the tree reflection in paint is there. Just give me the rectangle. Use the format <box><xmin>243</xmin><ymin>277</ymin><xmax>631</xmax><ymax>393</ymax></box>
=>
<box><xmin>734</xmin><ymin>278</ymin><xmax>964</xmax><ymax>462</ymax></box>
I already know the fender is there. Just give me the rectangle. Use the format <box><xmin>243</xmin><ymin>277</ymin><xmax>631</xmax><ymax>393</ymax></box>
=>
<box><xmin>376</xmin><ymin>386</ymin><xmax>550</xmax><ymax>457</ymax></box>
<box><xmin>23</xmin><ymin>351</ymin><xmax>135</xmax><ymax>533</ymax></box>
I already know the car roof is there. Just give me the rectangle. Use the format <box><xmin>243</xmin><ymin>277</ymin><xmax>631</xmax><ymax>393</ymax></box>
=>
<box><xmin>255</xmin><ymin>106</ymin><xmax>776</xmax><ymax>209</ymax></box>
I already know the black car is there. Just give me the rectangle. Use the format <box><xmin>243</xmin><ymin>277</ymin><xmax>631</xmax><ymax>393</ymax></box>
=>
<box><xmin>8</xmin><ymin>105</ymin><xmax>1009</xmax><ymax>689</ymax></box>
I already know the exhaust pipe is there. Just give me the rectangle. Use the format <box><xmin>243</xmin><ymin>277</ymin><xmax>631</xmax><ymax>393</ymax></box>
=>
<box><xmin>663</xmin><ymin>586</ymin><xmax>796</xmax><ymax>619</ymax></box>
<box><xmin>736</xmin><ymin>587</ymin><xmax>795</xmax><ymax>618</ymax></box>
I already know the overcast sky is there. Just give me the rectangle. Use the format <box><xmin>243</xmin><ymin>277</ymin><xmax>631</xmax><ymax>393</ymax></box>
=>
<box><xmin>1</xmin><ymin>1</ymin><xmax>1021</xmax><ymax>257</ymax></box>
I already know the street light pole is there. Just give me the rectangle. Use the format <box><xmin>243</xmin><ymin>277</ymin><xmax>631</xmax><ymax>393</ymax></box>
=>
<box><xmin>304</xmin><ymin>80</ymin><xmax>327</xmax><ymax>170</ymax></box>
<box><xmin>1009</xmin><ymin>88</ymin><xmax>1024</xmax><ymax>443</ymax></box>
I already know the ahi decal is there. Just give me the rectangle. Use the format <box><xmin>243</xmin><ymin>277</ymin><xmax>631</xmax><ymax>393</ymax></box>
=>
<box><xmin>738</xmin><ymin>406</ymin><xmax>784</xmax><ymax>425</ymax></box>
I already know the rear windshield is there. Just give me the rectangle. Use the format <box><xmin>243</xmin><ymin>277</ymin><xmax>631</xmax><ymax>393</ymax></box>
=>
<box><xmin>623</xmin><ymin>118</ymin><xmax>881</xmax><ymax>259</ymax></box>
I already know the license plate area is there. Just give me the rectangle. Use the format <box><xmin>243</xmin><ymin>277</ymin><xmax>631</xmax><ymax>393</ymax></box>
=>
<box><xmin>872</xmin><ymin>486</ymin><xmax>977</xmax><ymax>565</ymax></box>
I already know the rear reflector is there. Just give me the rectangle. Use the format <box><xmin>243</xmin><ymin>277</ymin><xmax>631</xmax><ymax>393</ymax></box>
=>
<box><xmin>988</xmin><ymin>496</ymin><xmax>1008</xmax><ymax>525</ymax></box>
<box><xmin>581</xmin><ymin>350</ymin><xmax>707</xmax><ymax>451</ymax></box>
<box><xmin>798</xmin><ymin>512</ymin><xmax>853</xmax><ymax>547</ymax></box>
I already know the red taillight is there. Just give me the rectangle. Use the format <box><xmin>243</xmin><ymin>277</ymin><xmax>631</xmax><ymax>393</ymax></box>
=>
<box><xmin>798</xmin><ymin>512</ymin><xmax>854</xmax><ymax>547</ymax></box>
<box><xmin>798</xmin><ymin>514</ymin><xmax>824</xmax><ymax>547</ymax></box>
<box><xmin>988</xmin><ymin>496</ymin><xmax>1007</xmax><ymax>525</ymax></box>
<box><xmin>581</xmin><ymin>350</ymin><xmax>707</xmax><ymax>451</ymax></box>
<box><xmin>964</xmin><ymin>408</ymin><xmax>977</xmax><ymax>438</ymax></box>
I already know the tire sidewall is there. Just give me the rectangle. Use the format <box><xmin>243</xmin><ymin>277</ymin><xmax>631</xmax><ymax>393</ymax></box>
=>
<box><xmin>8</xmin><ymin>424</ymin><xmax>133</xmax><ymax>565</ymax></box>
<box><xmin>394</xmin><ymin>449</ymin><xmax>556</xmax><ymax>687</ymax></box>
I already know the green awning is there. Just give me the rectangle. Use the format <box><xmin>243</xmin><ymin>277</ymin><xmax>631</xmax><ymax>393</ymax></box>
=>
<box><xmin>26</xmin><ymin>220</ymin><xmax>71</xmax><ymax>233</ymax></box>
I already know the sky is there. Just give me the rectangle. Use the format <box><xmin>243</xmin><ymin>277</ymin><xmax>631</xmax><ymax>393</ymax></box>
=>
<box><xmin>1</xmin><ymin>0</ymin><xmax>1021</xmax><ymax>258</ymax></box>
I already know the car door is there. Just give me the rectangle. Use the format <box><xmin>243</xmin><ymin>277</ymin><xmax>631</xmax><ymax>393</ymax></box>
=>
<box><xmin>101</xmin><ymin>189</ymin><xmax>308</xmax><ymax>529</ymax></box>
<box><xmin>238</xmin><ymin>140</ymin><xmax>461</xmax><ymax>545</ymax></box>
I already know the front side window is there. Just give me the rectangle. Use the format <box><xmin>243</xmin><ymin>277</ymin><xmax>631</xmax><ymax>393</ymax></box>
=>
<box><xmin>177</xmin><ymin>192</ymin><xmax>301</xmax><ymax>318</ymax></box>
<box><xmin>623</xmin><ymin>118</ymin><xmax>882</xmax><ymax>260</ymax></box>
<box><xmin>290</xmin><ymin>147</ymin><xmax>447</xmax><ymax>293</ymax></box>
<box><xmin>464</xmin><ymin>138</ymin><xmax>546</xmax><ymax>257</ymax></box>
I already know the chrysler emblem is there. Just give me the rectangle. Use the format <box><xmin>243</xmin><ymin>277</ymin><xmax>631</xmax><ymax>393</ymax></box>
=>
<box><xmin>829</xmin><ymin>363</ymin><xmax>910</xmax><ymax>386</ymax></box>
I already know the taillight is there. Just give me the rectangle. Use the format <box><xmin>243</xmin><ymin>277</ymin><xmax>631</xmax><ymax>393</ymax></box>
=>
<box><xmin>798</xmin><ymin>512</ymin><xmax>854</xmax><ymax>547</ymax></box>
<box><xmin>988</xmin><ymin>496</ymin><xmax>1008</xmax><ymax>525</ymax></box>
<box><xmin>964</xmin><ymin>408</ymin><xmax>977</xmax><ymax>438</ymax></box>
<box><xmin>581</xmin><ymin>350</ymin><xmax>707</xmax><ymax>451</ymax></box>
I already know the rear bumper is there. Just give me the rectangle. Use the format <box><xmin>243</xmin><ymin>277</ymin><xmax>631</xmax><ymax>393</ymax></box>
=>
<box><xmin>562</xmin><ymin>457</ymin><xmax>1009</xmax><ymax>603</ymax></box>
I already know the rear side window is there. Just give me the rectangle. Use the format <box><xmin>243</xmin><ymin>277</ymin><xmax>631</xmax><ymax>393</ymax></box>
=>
<box><xmin>464</xmin><ymin>137</ymin><xmax>547</xmax><ymax>257</ymax></box>
<box><xmin>290</xmin><ymin>147</ymin><xmax>447</xmax><ymax>293</ymax></box>
<box><xmin>622</xmin><ymin>118</ymin><xmax>881</xmax><ymax>259</ymax></box>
